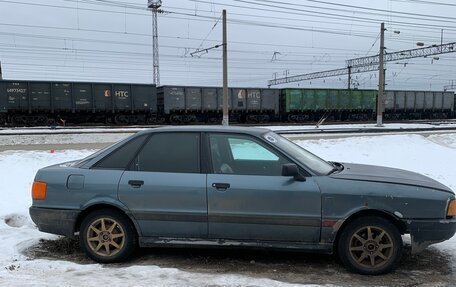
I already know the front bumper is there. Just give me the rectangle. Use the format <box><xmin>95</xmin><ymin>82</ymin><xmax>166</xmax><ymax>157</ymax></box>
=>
<box><xmin>405</xmin><ymin>218</ymin><xmax>456</xmax><ymax>254</ymax></box>
<box><xmin>29</xmin><ymin>206</ymin><xmax>79</xmax><ymax>237</ymax></box>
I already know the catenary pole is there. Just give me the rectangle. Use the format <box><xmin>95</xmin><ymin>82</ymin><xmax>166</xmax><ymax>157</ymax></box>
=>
<box><xmin>376</xmin><ymin>22</ymin><xmax>385</xmax><ymax>127</ymax></box>
<box><xmin>222</xmin><ymin>9</ymin><xmax>229</xmax><ymax>126</ymax></box>
<box><xmin>148</xmin><ymin>0</ymin><xmax>162</xmax><ymax>86</ymax></box>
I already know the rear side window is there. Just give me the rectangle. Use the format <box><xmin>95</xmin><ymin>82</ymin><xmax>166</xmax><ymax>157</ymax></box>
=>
<box><xmin>132</xmin><ymin>133</ymin><xmax>200</xmax><ymax>173</ymax></box>
<box><xmin>93</xmin><ymin>135</ymin><xmax>148</xmax><ymax>170</ymax></box>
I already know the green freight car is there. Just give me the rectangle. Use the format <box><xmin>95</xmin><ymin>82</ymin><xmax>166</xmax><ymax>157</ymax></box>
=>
<box><xmin>280</xmin><ymin>88</ymin><xmax>377</xmax><ymax>122</ymax></box>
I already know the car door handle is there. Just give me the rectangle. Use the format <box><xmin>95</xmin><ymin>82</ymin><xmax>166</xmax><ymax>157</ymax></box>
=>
<box><xmin>128</xmin><ymin>180</ymin><xmax>144</xmax><ymax>188</ymax></box>
<box><xmin>212</xmin><ymin>182</ymin><xmax>230</xmax><ymax>191</ymax></box>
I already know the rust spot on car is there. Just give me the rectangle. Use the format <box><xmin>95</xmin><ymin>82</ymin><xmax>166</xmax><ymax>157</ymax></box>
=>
<box><xmin>322</xmin><ymin>219</ymin><xmax>345</xmax><ymax>232</ymax></box>
<box><xmin>322</xmin><ymin>219</ymin><xmax>338</xmax><ymax>227</ymax></box>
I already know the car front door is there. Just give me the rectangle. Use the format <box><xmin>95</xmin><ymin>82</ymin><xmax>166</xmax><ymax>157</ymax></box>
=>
<box><xmin>118</xmin><ymin>132</ymin><xmax>207</xmax><ymax>238</ymax></box>
<box><xmin>206</xmin><ymin>133</ymin><xmax>321</xmax><ymax>242</ymax></box>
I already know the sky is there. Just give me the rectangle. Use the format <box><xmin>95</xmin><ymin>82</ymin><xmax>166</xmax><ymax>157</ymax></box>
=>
<box><xmin>0</xmin><ymin>0</ymin><xmax>456</xmax><ymax>90</ymax></box>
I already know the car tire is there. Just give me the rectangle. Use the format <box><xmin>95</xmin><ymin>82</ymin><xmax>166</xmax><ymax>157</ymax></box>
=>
<box><xmin>80</xmin><ymin>209</ymin><xmax>137</xmax><ymax>263</ymax></box>
<box><xmin>337</xmin><ymin>216</ymin><xmax>402</xmax><ymax>275</ymax></box>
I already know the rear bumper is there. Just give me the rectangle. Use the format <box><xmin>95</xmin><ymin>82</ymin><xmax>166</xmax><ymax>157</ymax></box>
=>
<box><xmin>29</xmin><ymin>206</ymin><xmax>79</xmax><ymax>237</ymax></box>
<box><xmin>405</xmin><ymin>218</ymin><xmax>456</xmax><ymax>254</ymax></box>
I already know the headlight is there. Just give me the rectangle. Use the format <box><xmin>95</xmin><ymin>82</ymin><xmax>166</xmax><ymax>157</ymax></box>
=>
<box><xmin>447</xmin><ymin>199</ymin><xmax>456</xmax><ymax>217</ymax></box>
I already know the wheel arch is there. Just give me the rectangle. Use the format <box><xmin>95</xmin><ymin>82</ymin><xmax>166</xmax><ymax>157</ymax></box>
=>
<box><xmin>75</xmin><ymin>203</ymin><xmax>141</xmax><ymax>237</ymax></box>
<box><xmin>333</xmin><ymin>209</ymin><xmax>406</xmax><ymax>252</ymax></box>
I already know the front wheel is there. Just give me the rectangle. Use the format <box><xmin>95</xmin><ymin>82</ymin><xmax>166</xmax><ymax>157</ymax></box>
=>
<box><xmin>337</xmin><ymin>216</ymin><xmax>402</xmax><ymax>275</ymax></box>
<box><xmin>80</xmin><ymin>209</ymin><xmax>137</xmax><ymax>263</ymax></box>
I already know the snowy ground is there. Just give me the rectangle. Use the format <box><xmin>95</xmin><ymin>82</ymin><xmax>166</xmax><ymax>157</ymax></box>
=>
<box><xmin>267</xmin><ymin>121</ymin><xmax>456</xmax><ymax>132</ymax></box>
<box><xmin>0</xmin><ymin>132</ymin><xmax>455</xmax><ymax>286</ymax></box>
<box><xmin>0</xmin><ymin>133</ymin><xmax>132</xmax><ymax>147</ymax></box>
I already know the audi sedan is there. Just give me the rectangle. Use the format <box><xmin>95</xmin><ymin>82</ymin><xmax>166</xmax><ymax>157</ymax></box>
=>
<box><xmin>30</xmin><ymin>126</ymin><xmax>456</xmax><ymax>275</ymax></box>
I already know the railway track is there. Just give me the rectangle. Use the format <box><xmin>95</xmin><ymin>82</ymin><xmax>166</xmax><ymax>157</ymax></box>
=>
<box><xmin>1</xmin><ymin>120</ymin><xmax>456</xmax><ymax>136</ymax></box>
<box><xmin>2</xmin><ymin>118</ymin><xmax>456</xmax><ymax>129</ymax></box>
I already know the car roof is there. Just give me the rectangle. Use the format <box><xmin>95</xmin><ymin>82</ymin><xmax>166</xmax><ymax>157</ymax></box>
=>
<box><xmin>138</xmin><ymin>125</ymin><xmax>271</xmax><ymax>136</ymax></box>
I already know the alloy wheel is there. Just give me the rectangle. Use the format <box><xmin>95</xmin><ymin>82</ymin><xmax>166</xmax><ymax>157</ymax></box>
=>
<box><xmin>348</xmin><ymin>225</ymin><xmax>394</xmax><ymax>269</ymax></box>
<box><xmin>86</xmin><ymin>217</ymin><xmax>125</xmax><ymax>257</ymax></box>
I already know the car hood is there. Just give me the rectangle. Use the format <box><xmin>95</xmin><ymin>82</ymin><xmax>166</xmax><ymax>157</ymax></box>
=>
<box><xmin>330</xmin><ymin>163</ymin><xmax>453</xmax><ymax>193</ymax></box>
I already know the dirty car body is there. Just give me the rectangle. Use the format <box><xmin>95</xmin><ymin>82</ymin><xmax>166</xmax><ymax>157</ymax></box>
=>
<box><xmin>29</xmin><ymin>126</ymin><xmax>456</xmax><ymax>274</ymax></box>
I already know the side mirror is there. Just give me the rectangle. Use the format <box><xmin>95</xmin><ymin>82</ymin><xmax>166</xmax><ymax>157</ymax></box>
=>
<box><xmin>282</xmin><ymin>163</ymin><xmax>306</xmax><ymax>181</ymax></box>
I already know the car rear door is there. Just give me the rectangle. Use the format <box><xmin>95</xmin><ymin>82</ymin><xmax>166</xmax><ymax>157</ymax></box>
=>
<box><xmin>118</xmin><ymin>132</ymin><xmax>207</xmax><ymax>238</ymax></box>
<box><xmin>206</xmin><ymin>133</ymin><xmax>321</xmax><ymax>242</ymax></box>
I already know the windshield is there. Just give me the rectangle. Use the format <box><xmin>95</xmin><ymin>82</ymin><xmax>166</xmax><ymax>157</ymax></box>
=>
<box><xmin>263</xmin><ymin>132</ymin><xmax>334</xmax><ymax>175</ymax></box>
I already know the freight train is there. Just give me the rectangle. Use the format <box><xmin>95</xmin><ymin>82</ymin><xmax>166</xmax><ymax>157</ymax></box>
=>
<box><xmin>0</xmin><ymin>80</ymin><xmax>454</xmax><ymax>126</ymax></box>
<box><xmin>280</xmin><ymin>89</ymin><xmax>455</xmax><ymax>122</ymax></box>
<box><xmin>0</xmin><ymin>81</ymin><xmax>157</xmax><ymax>125</ymax></box>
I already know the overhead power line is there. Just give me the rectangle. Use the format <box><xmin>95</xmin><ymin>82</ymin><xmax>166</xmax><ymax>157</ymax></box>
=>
<box><xmin>268</xmin><ymin>42</ymin><xmax>456</xmax><ymax>86</ymax></box>
<box><xmin>0</xmin><ymin>21</ymin><xmax>375</xmax><ymax>53</ymax></box>
<box><xmin>212</xmin><ymin>0</ymin><xmax>456</xmax><ymax>29</ymax></box>
<box><xmin>269</xmin><ymin>65</ymin><xmax>379</xmax><ymax>86</ymax></box>
<box><xmin>1</xmin><ymin>0</ymin><xmax>455</xmax><ymax>87</ymax></box>
<box><xmin>346</xmin><ymin>42</ymin><xmax>456</xmax><ymax>67</ymax></box>
<box><xmin>2</xmin><ymin>0</ymin><xmax>456</xmax><ymax>37</ymax></box>
<box><xmin>391</xmin><ymin>0</ymin><xmax>456</xmax><ymax>7</ymax></box>
<box><xmin>253</xmin><ymin>0</ymin><xmax>456</xmax><ymax>22</ymax></box>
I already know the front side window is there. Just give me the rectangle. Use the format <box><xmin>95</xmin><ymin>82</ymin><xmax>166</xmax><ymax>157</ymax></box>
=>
<box><xmin>228</xmin><ymin>138</ymin><xmax>279</xmax><ymax>161</ymax></box>
<box><xmin>132</xmin><ymin>133</ymin><xmax>200</xmax><ymax>173</ymax></box>
<box><xmin>209</xmin><ymin>133</ymin><xmax>289</xmax><ymax>176</ymax></box>
<box><xmin>263</xmin><ymin>132</ymin><xmax>333</xmax><ymax>175</ymax></box>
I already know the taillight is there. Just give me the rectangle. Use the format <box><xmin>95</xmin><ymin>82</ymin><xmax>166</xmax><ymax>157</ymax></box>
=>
<box><xmin>32</xmin><ymin>182</ymin><xmax>47</xmax><ymax>200</ymax></box>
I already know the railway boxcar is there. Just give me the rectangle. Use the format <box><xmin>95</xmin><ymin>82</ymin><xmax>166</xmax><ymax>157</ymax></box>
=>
<box><xmin>0</xmin><ymin>80</ymin><xmax>157</xmax><ymax>126</ymax></box>
<box><xmin>384</xmin><ymin>90</ymin><xmax>454</xmax><ymax>120</ymax></box>
<box><xmin>280</xmin><ymin>88</ymin><xmax>377</xmax><ymax>122</ymax></box>
<box><xmin>158</xmin><ymin>86</ymin><xmax>280</xmax><ymax>124</ymax></box>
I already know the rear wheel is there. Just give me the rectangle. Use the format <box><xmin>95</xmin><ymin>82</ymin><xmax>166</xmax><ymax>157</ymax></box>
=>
<box><xmin>337</xmin><ymin>216</ymin><xmax>402</xmax><ymax>275</ymax></box>
<box><xmin>80</xmin><ymin>209</ymin><xmax>137</xmax><ymax>263</ymax></box>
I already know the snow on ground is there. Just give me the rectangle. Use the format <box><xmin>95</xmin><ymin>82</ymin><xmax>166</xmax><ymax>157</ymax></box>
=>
<box><xmin>0</xmin><ymin>132</ymin><xmax>455</xmax><ymax>286</ymax></box>
<box><xmin>0</xmin><ymin>127</ymin><xmax>144</xmax><ymax>135</ymax></box>
<box><xmin>0</xmin><ymin>133</ymin><xmax>132</xmax><ymax>146</ymax></box>
<box><xmin>267</xmin><ymin>122</ymin><xmax>456</xmax><ymax>132</ymax></box>
<box><xmin>0</xmin><ymin>150</ymin><xmax>93</xmax><ymax>215</ymax></box>
<box><xmin>297</xmin><ymin>134</ymin><xmax>456</xmax><ymax>191</ymax></box>
<box><xmin>428</xmin><ymin>133</ymin><xmax>456</xmax><ymax>149</ymax></box>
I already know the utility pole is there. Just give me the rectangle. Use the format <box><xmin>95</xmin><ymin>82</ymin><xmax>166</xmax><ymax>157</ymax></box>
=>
<box><xmin>0</xmin><ymin>61</ymin><xmax>2</xmax><ymax>80</ymax></box>
<box><xmin>148</xmin><ymin>0</ymin><xmax>162</xmax><ymax>86</ymax></box>
<box><xmin>441</xmin><ymin>29</ymin><xmax>444</xmax><ymax>47</ymax></box>
<box><xmin>376</xmin><ymin>22</ymin><xmax>386</xmax><ymax>127</ymax></box>
<box><xmin>222</xmin><ymin>9</ymin><xmax>229</xmax><ymax>126</ymax></box>
<box><xmin>347</xmin><ymin>66</ymin><xmax>351</xmax><ymax>90</ymax></box>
